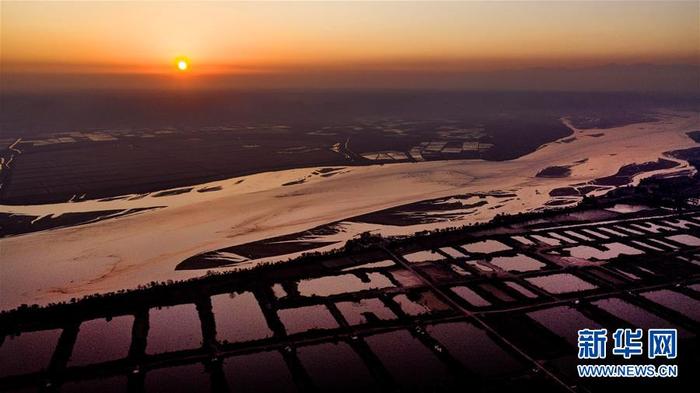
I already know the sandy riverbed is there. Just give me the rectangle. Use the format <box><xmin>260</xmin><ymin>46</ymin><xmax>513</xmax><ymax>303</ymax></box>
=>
<box><xmin>0</xmin><ymin>112</ymin><xmax>697</xmax><ymax>310</ymax></box>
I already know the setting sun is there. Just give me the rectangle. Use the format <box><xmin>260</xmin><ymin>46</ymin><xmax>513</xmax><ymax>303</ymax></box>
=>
<box><xmin>176</xmin><ymin>57</ymin><xmax>189</xmax><ymax>71</ymax></box>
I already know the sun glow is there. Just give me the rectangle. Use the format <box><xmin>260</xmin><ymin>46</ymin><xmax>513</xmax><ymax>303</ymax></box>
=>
<box><xmin>175</xmin><ymin>57</ymin><xmax>189</xmax><ymax>72</ymax></box>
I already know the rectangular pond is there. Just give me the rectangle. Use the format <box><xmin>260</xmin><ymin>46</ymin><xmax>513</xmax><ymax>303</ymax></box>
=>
<box><xmin>69</xmin><ymin>315</ymin><xmax>134</xmax><ymax>366</ymax></box>
<box><xmin>489</xmin><ymin>253</ymin><xmax>546</xmax><ymax>272</ymax></box>
<box><xmin>450</xmin><ymin>286</ymin><xmax>491</xmax><ymax>307</ymax></box>
<box><xmin>297</xmin><ymin>273</ymin><xmax>393</xmax><ymax>297</ymax></box>
<box><xmin>60</xmin><ymin>375</ymin><xmax>128</xmax><ymax>393</ymax></box>
<box><xmin>364</xmin><ymin>330</ymin><xmax>455</xmax><ymax>391</ymax></box>
<box><xmin>298</xmin><ymin>342</ymin><xmax>380</xmax><ymax>392</ymax></box>
<box><xmin>527</xmin><ymin>306</ymin><xmax>601</xmax><ymax>345</ymax></box>
<box><xmin>222</xmin><ymin>351</ymin><xmax>296</xmax><ymax>393</ymax></box>
<box><xmin>460</xmin><ymin>240</ymin><xmax>511</xmax><ymax>254</ymax></box>
<box><xmin>640</xmin><ymin>289</ymin><xmax>700</xmax><ymax>322</ymax></box>
<box><xmin>402</xmin><ymin>250</ymin><xmax>446</xmax><ymax>263</ymax></box>
<box><xmin>0</xmin><ymin>329</ymin><xmax>62</xmax><ymax>377</ymax></box>
<box><xmin>277</xmin><ymin>305</ymin><xmax>339</xmax><ymax>335</ymax></box>
<box><xmin>145</xmin><ymin>363</ymin><xmax>210</xmax><ymax>393</ymax></box>
<box><xmin>592</xmin><ymin>297</ymin><xmax>690</xmax><ymax>338</ymax></box>
<box><xmin>427</xmin><ymin>322</ymin><xmax>524</xmax><ymax>376</ymax></box>
<box><xmin>211</xmin><ymin>291</ymin><xmax>273</xmax><ymax>344</ymax></box>
<box><xmin>525</xmin><ymin>273</ymin><xmax>597</xmax><ymax>295</ymax></box>
<box><xmin>146</xmin><ymin>304</ymin><xmax>202</xmax><ymax>354</ymax></box>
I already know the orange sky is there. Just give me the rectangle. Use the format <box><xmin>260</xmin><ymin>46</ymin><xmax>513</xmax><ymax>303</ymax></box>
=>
<box><xmin>2</xmin><ymin>1</ymin><xmax>698</xmax><ymax>89</ymax></box>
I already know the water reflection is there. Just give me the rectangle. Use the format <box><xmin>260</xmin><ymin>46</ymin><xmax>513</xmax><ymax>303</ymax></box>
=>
<box><xmin>527</xmin><ymin>306</ymin><xmax>601</xmax><ymax>345</ymax></box>
<box><xmin>61</xmin><ymin>376</ymin><xmax>127</xmax><ymax>393</ymax></box>
<box><xmin>69</xmin><ymin>315</ymin><xmax>133</xmax><ymax>366</ymax></box>
<box><xmin>298</xmin><ymin>342</ymin><xmax>380</xmax><ymax>392</ymax></box>
<box><xmin>277</xmin><ymin>305</ymin><xmax>338</xmax><ymax>335</ymax></box>
<box><xmin>145</xmin><ymin>363</ymin><xmax>209</xmax><ymax>393</ymax></box>
<box><xmin>450</xmin><ymin>286</ymin><xmax>491</xmax><ymax>307</ymax></box>
<box><xmin>222</xmin><ymin>351</ymin><xmax>296</xmax><ymax>393</ymax></box>
<box><xmin>640</xmin><ymin>289</ymin><xmax>700</xmax><ymax>322</ymax></box>
<box><xmin>297</xmin><ymin>273</ymin><xmax>393</xmax><ymax>297</ymax></box>
<box><xmin>427</xmin><ymin>322</ymin><xmax>523</xmax><ymax>376</ymax></box>
<box><xmin>365</xmin><ymin>330</ymin><xmax>455</xmax><ymax>391</ymax></box>
<box><xmin>460</xmin><ymin>240</ymin><xmax>511</xmax><ymax>254</ymax></box>
<box><xmin>211</xmin><ymin>292</ymin><xmax>272</xmax><ymax>343</ymax></box>
<box><xmin>0</xmin><ymin>329</ymin><xmax>61</xmax><ymax>377</ymax></box>
<box><xmin>489</xmin><ymin>253</ymin><xmax>545</xmax><ymax>272</ymax></box>
<box><xmin>525</xmin><ymin>273</ymin><xmax>597</xmax><ymax>294</ymax></box>
<box><xmin>147</xmin><ymin>304</ymin><xmax>202</xmax><ymax>354</ymax></box>
<box><xmin>592</xmin><ymin>297</ymin><xmax>690</xmax><ymax>337</ymax></box>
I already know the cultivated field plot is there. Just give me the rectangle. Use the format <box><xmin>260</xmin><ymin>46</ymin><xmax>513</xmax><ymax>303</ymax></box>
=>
<box><xmin>1</xmin><ymin>210</ymin><xmax>699</xmax><ymax>392</ymax></box>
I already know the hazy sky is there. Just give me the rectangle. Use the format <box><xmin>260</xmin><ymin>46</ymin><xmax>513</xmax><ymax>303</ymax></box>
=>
<box><xmin>2</xmin><ymin>1</ymin><xmax>698</xmax><ymax>90</ymax></box>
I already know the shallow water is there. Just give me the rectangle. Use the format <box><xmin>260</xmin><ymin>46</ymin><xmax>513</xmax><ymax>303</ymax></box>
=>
<box><xmin>427</xmin><ymin>322</ymin><xmax>523</xmax><ymax>376</ymax></box>
<box><xmin>563</xmin><ymin>230</ymin><xmax>594</xmax><ymax>241</ymax></box>
<box><xmin>211</xmin><ymin>292</ymin><xmax>273</xmax><ymax>343</ymax></box>
<box><xmin>530</xmin><ymin>235</ymin><xmax>561</xmax><ymax>246</ymax></box>
<box><xmin>640</xmin><ymin>289</ymin><xmax>700</xmax><ymax>322</ymax></box>
<box><xmin>439</xmin><ymin>247</ymin><xmax>467</xmax><ymax>259</ymax></box>
<box><xmin>629</xmin><ymin>222</ymin><xmax>674</xmax><ymax>234</ymax></box>
<box><xmin>271</xmin><ymin>283</ymin><xmax>288</xmax><ymax>299</ymax></box>
<box><xmin>647</xmin><ymin>238</ymin><xmax>679</xmax><ymax>249</ymax></box>
<box><xmin>341</xmin><ymin>259</ymin><xmax>395</xmax><ymax>271</ymax></box>
<box><xmin>565</xmin><ymin>242</ymin><xmax>643</xmax><ymax>260</ymax></box>
<box><xmin>146</xmin><ymin>304</ymin><xmax>202</xmax><ymax>354</ymax></box>
<box><xmin>592</xmin><ymin>297</ymin><xmax>689</xmax><ymax>338</ymax></box>
<box><xmin>581</xmin><ymin>228</ymin><xmax>610</xmax><ymax>239</ymax></box>
<box><xmin>336</xmin><ymin>298</ymin><xmax>396</xmax><ymax>325</ymax></box>
<box><xmin>297</xmin><ymin>273</ymin><xmax>393</xmax><ymax>297</ymax></box>
<box><xmin>60</xmin><ymin>376</ymin><xmax>128</xmax><ymax>393</ymax></box>
<box><xmin>527</xmin><ymin>306</ymin><xmax>601</xmax><ymax>345</ymax></box>
<box><xmin>69</xmin><ymin>315</ymin><xmax>134</xmax><ymax>366</ymax></box>
<box><xmin>277</xmin><ymin>305</ymin><xmax>339</xmax><ymax>334</ymax></box>
<box><xmin>450</xmin><ymin>286</ymin><xmax>491</xmax><ymax>307</ymax></box>
<box><xmin>489</xmin><ymin>253</ymin><xmax>545</xmax><ymax>272</ymax></box>
<box><xmin>297</xmin><ymin>342</ymin><xmax>379</xmax><ymax>392</ymax></box>
<box><xmin>614</xmin><ymin>225</ymin><xmax>645</xmax><ymax>235</ymax></box>
<box><xmin>526</xmin><ymin>273</ymin><xmax>597</xmax><ymax>294</ymax></box>
<box><xmin>222</xmin><ymin>351</ymin><xmax>296</xmax><ymax>393</ymax></box>
<box><xmin>364</xmin><ymin>330</ymin><xmax>454</xmax><ymax>391</ymax></box>
<box><xmin>597</xmin><ymin>227</ymin><xmax>628</xmax><ymax>237</ymax></box>
<box><xmin>666</xmin><ymin>234</ymin><xmax>700</xmax><ymax>246</ymax></box>
<box><xmin>460</xmin><ymin>239</ymin><xmax>511</xmax><ymax>254</ymax></box>
<box><xmin>402</xmin><ymin>250</ymin><xmax>445</xmax><ymax>263</ymax></box>
<box><xmin>0</xmin><ymin>329</ymin><xmax>62</xmax><ymax>377</ymax></box>
<box><xmin>662</xmin><ymin>219</ymin><xmax>699</xmax><ymax>230</ymax></box>
<box><xmin>511</xmin><ymin>235</ymin><xmax>534</xmax><ymax>245</ymax></box>
<box><xmin>145</xmin><ymin>363</ymin><xmax>210</xmax><ymax>393</ymax></box>
<box><xmin>3</xmin><ymin>114</ymin><xmax>697</xmax><ymax>311</ymax></box>
<box><xmin>610</xmin><ymin>267</ymin><xmax>642</xmax><ymax>281</ymax></box>
<box><xmin>547</xmin><ymin>232</ymin><xmax>578</xmax><ymax>244</ymax></box>
<box><xmin>630</xmin><ymin>240</ymin><xmax>664</xmax><ymax>252</ymax></box>
<box><xmin>504</xmin><ymin>281</ymin><xmax>538</xmax><ymax>298</ymax></box>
